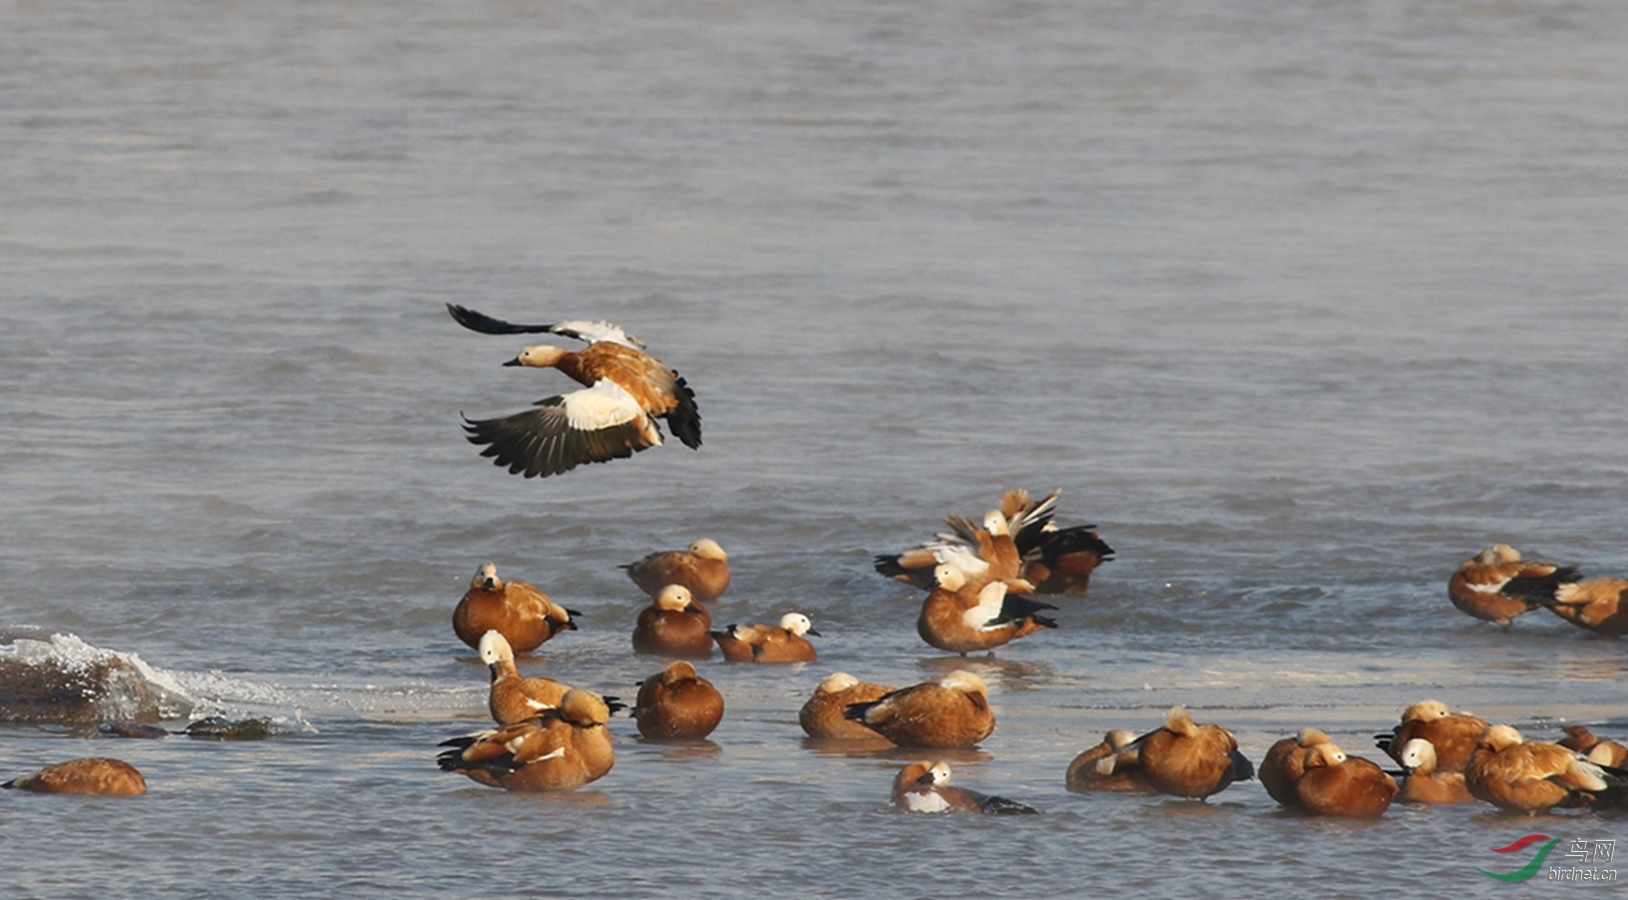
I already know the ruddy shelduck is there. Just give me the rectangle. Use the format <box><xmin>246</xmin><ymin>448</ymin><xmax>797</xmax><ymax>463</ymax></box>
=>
<box><xmin>711</xmin><ymin>613</ymin><xmax>819</xmax><ymax>663</ymax></box>
<box><xmin>1376</xmin><ymin>699</ymin><xmax>1488</xmax><ymax>775</ymax></box>
<box><xmin>875</xmin><ymin>489</ymin><xmax>1113</xmax><ymax>596</ymax></box>
<box><xmin>842</xmin><ymin>670</ymin><xmax>995</xmax><ymax>749</ymax></box>
<box><xmin>891</xmin><ymin>760</ymin><xmax>1037</xmax><ymax>815</ymax></box>
<box><xmin>1132</xmin><ymin>706</ymin><xmax>1254</xmax><ymax>800</ymax></box>
<box><xmin>622</xmin><ymin>539</ymin><xmax>730</xmax><ymax>605</ymax></box>
<box><xmin>1395</xmin><ymin>738</ymin><xmax>1476</xmax><ymax>804</ymax></box>
<box><xmin>438</xmin><ymin>689</ymin><xmax>615</xmax><ymax>792</ymax></box>
<box><xmin>799</xmin><ymin>673</ymin><xmax>896</xmax><ymax>742</ymax></box>
<box><xmin>1464</xmin><ymin>724</ymin><xmax>1621</xmax><ymax>815</ymax></box>
<box><xmin>1558</xmin><ymin>725</ymin><xmax>1628</xmax><ymax>767</ymax></box>
<box><xmin>3</xmin><ymin>758</ymin><xmax>147</xmax><ymax>796</ymax></box>
<box><xmin>1065</xmin><ymin>729</ymin><xmax>1148</xmax><ymax>793</ymax></box>
<box><xmin>1542</xmin><ymin>578</ymin><xmax>1628</xmax><ymax>637</ymax></box>
<box><xmin>453</xmin><ymin>562</ymin><xmax>578</xmax><ymax>654</ymax></box>
<box><xmin>1291</xmin><ymin>743</ymin><xmax>1397</xmax><ymax>818</ymax></box>
<box><xmin>1447</xmin><ymin>544</ymin><xmax>1580</xmax><ymax>628</ymax></box>
<box><xmin>449</xmin><ymin>304</ymin><xmax>700</xmax><ymax>477</ymax></box>
<box><xmin>1259</xmin><ymin>727</ymin><xmax>1336</xmax><ymax>811</ymax></box>
<box><xmin>633</xmin><ymin>661</ymin><xmax>724</xmax><ymax>741</ymax></box>
<box><xmin>631</xmin><ymin>584</ymin><xmax>715</xmax><ymax>659</ymax></box>
<box><xmin>916</xmin><ymin>565</ymin><xmax>1057</xmax><ymax>655</ymax></box>
<box><xmin>479</xmin><ymin>630</ymin><xmax>571</xmax><ymax>725</ymax></box>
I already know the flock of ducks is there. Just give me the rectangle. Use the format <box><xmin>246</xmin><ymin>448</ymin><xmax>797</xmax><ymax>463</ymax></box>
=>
<box><xmin>7</xmin><ymin>312</ymin><xmax>1625</xmax><ymax>818</ymax></box>
<box><xmin>421</xmin><ymin>500</ymin><xmax>1628</xmax><ymax>819</ymax></box>
<box><xmin>1447</xmin><ymin>544</ymin><xmax>1627</xmax><ymax>636</ymax></box>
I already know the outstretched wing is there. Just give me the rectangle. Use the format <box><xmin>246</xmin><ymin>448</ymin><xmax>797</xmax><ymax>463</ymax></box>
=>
<box><xmin>447</xmin><ymin>304</ymin><xmax>644</xmax><ymax>349</ymax></box>
<box><xmin>462</xmin><ymin>380</ymin><xmax>662</xmax><ymax>478</ymax></box>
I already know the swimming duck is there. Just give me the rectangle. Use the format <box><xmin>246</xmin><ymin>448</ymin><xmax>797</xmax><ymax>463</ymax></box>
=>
<box><xmin>1395</xmin><ymin>738</ymin><xmax>1476</xmax><ymax>804</ymax></box>
<box><xmin>479</xmin><ymin>630</ymin><xmax>572</xmax><ymax>725</ymax></box>
<box><xmin>632</xmin><ymin>584</ymin><xmax>715</xmax><ymax>659</ymax></box>
<box><xmin>1375</xmin><ymin>699</ymin><xmax>1488</xmax><ymax>775</ymax></box>
<box><xmin>1541</xmin><ymin>578</ymin><xmax>1628</xmax><ymax>637</ymax></box>
<box><xmin>1292</xmin><ymin>743</ymin><xmax>1397</xmax><ymax>818</ymax></box>
<box><xmin>622</xmin><ymin>539</ymin><xmax>730</xmax><ymax>604</ymax></box>
<box><xmin>1558</xmin><ymin>725</ymin><xmax>1628</xmax><ymax>767</ymax></box>
<box><xmin>3</xmin><ymin>757</ymin><xmax>147</xmax><ymax>796</ymax></box>
<box><xmin>799</xmin><ymin>673</ymin><xmax>897</xmax><ymax>742</ymax></box>
<box><xmin>1464</xmin><ymin>724</ymin><xmax>1622</xmax><ymax>815</ymax></box>
<box><xmin>1259</xmin><ymin>727</ymin><xmax>1336</xmax><ymax>811</ymax></box>
<box><xmin>842</xmin><ymin>670</ymin><xmax>995</xmax><ymax>749</ymax></box>
<box><xmin>891</xmin><ymin>760</ymin><xmax>1037</xmax><ymax>814</ymax></box>
<box><xmin>632</xmin><ymin>661</ymin><xmax>724</xmax><ymax>741</ymax></box>
<box><xmin>1065</xmin><ymin>729</ymin><xmax>1148</xmax><ymax>793</ymax></box>
<box><xmin>875</xmin><ymin>489</ymin><xmax>1113</xmax><ymax>595</ymax></box>
<box><xmin>711</xmin><ymin>613</ymin><xmax>819</xmax><ymax>663</ymax></box>
<box><xmin>437</xmin><ymin>689</ymin><xmax>615</xmax><ymax>792</ymax></box>
<box><xmin>453</xmin><ymin>562</ymin><xmax>578</xmax><ymax>654</ymax></box>
<box><xmin>915</xmin><ymin>565</ymin><xmax>1056</xmax><ymax>655</ymax></box>
<box><xmin>1447</xmin><ymin>544</ymin><xmax>1580</xmax><ymax>628</ymax></box>
<box><xmin>1131</xmin><ymin>706</ymin><xmax>1254</xmax><ymax>800</ymax></box>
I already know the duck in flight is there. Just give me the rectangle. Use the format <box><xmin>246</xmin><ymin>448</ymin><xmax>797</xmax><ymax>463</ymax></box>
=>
<box><xmin>448</xmin><ymin>304</ymin><xmax>702</xmax><ymax>478</ymax></box>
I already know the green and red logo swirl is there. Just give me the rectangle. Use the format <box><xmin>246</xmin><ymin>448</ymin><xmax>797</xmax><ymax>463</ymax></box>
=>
<box><xmin>1478</xmin><ymin>834</ymin><xmax>1561</xmax><ymax>882</ymax></box>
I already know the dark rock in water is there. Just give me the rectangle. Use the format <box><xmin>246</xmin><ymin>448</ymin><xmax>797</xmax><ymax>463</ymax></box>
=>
<box><xmin>99</xmin><ymin>721</ymin><xmax>173</xmax><ymax>739</ymax></box>
<box><xmin>0</xmin><ymin>631</ymin><xmax>175</xmax><ymax>724</ymax></box>
<box><xmin>183</xmin><ymin>716</ymin><xmax>274</xmax><ymax>740</ymax></box>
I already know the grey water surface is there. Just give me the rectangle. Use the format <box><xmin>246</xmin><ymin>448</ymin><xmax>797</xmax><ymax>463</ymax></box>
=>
<box><xmin>3</xmin><ymin>1</ymin><xmax>1627</xmax><ymax>897</ymax></box>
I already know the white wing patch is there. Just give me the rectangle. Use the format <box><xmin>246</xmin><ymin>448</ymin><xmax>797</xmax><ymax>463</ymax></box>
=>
<box><xmin>561</xmin><ymin>380</ymin><xmax>651</xmax><ymax>434</ymax></box>
<box><xmin>901</xmin><ymin>790</ymin><xmax>952</xmax><ymax>813</ymax></box>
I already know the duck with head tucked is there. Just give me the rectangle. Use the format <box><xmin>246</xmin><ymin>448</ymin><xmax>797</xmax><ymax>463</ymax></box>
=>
<box><xmin>3</xmin><ymin>758</ymin><xmax>147</xmax><ymax>796</ymax></box>
<box><xmin>623</xmin><ymin>539</ymin><xmax>730</xmax><ymax>605</ymax></box>
<box><xmin>1130</xmin><ymin>706</ymin><xmax>1254</xmax><ymax>800</ymax></box>
<box><xmin>632</xmin><ymin>661</ymin><xmax>724</xmax><ymax>741</ymax></box>
<box><xmin>842</xmin><ymin>670</ymin><xmax>995</xmax><ymax>749</ymax></box>
<box><xmin>1447</xmin><ymin>544</ymin><xmax>1580</xmax><ymax>629</ymax></box>
<box><xmin>799</xmin><ymin>672</ymin><xmax>896</xmax><ymax>742</ymax></box>
<box><xmin>438</xmin><ymin>689</ymin><xmax>615</xmax><ymax>792</ymax></box>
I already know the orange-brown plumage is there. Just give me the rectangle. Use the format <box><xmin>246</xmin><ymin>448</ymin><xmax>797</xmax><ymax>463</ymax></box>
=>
<box><xmin>631</xmin><ymin>584</ymin><xmax>714</xmax><ymax>659</ymax></box>
<box><xmin>3</xmin><ymin>757</ymin><xmax>147</xmax><ymax>796</ymax></box>
<box><xmin>711</xmin><ymin>613</ymin><xmax>819</xmax><ymax>663</ymax></box>
<box><xmin>1447</xmin><ymin>544</ymin><xmax>1580</xmax><ymax>628</ymax></box>
<box><xmin>842</xmin><ymin>670</ymin><xmax>995</xmax><ymax>749</ymax></box>
<box><xmin>1464</xmin><ymin>725</ymin><xmax>1612</xmax><ymax>815</ymax></box>
<box><xmin>799</xmin><ymin>673</ymin><xmax>896</xmax><ymax>742</ymax></box>
<box><xmin>1135</xmin><ymin>706</ymin><xmax>1253</xmax><ymax>800</ymax></box>
<box><xmin>875</xmin><ymin>489</ymin><xmax>1113</xmax><ymax>596</ymax></box>
<box><xmin>1065</xmin><ymin>729</ymin><xmax>1148</xmax><ymax>793</ymax></box>
<box><xmin>1259</xmin><ymin>727</ymin><xmax>1336</xmax><ymax>810</ymax></box>
<box><xmin>633</xmin><ymin>661</ymin><xmax>724</xmax><ymax>741</ymax></box>
<box><xmin>478</xmin><ymin>630</ymin><xmax>572</xmax><ymax>725</ymax></box>
<box><xmin>1558</xmin><ymin>725</ymin><xmax>1628</xmax><ymax>767</ymax></box>
<box><xmin>453</xmin><ymin>562</ymin><xmax>577</xmax><ymax>654</ymax></box>
<box><xmin>448</xmin><ymin>304</ymin><xmax>702</xmax><ymax>452</ymax></box>
<box><xmin>1293</xmin><ymin>744</ymin><xmax>1397</xmax><ymax>818</ymax></box>
<box><xmin>622</xmin><ymin>539</ymin><xmax>730</xmax><ymax>604</ymax></box>
<box><xmin>1380</xmin><ymin>699</ymin><xmax>1488</xmax><ymax>775</ymax></box>
<box><xmin>916</xmin><ymin>565</ymin><xmax>1056</xmax><ymax>655</ymax></box>
<box><xmin>1543</xmin><ymin>578</ymin><xmax>1628</xmax><ymax>637</ymax></box>
<box><xmin>438</xmin><ymin>689</ymin><xmax>615</xmax><ymax>792</ymax></box>
<box><xmin>1395</xmin><ymin>738</ymin><xmax>1476</xmax><ymax>804</ymax></box>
